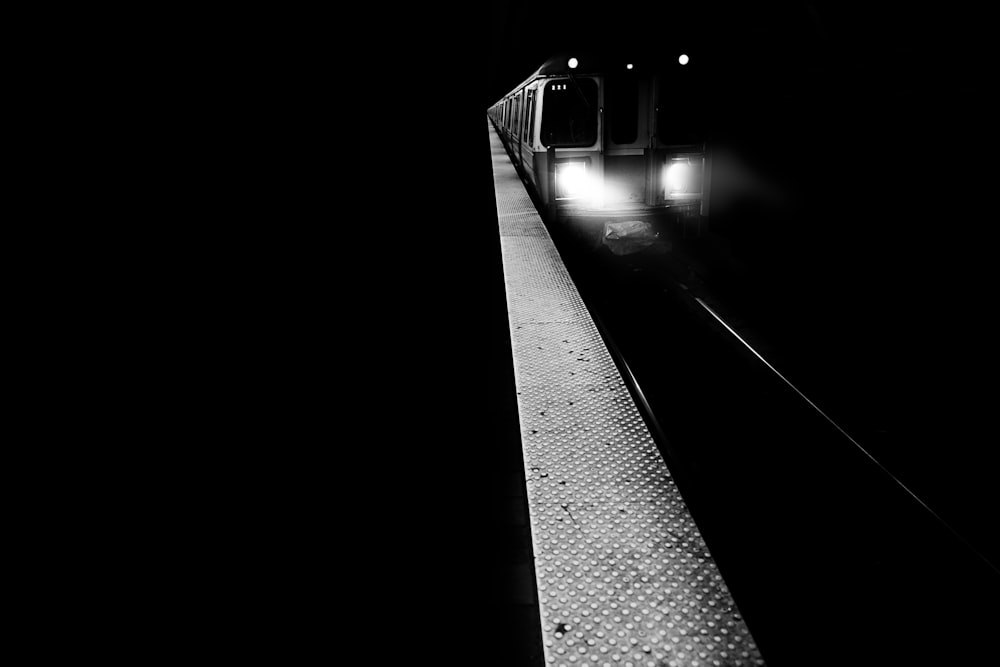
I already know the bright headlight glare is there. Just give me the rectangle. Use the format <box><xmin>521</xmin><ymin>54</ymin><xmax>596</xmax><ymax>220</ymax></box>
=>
<box><xmin>557</xmin><ymin>163</ymin><xmax>588</xmax><ymax>198</ymax></box>
<box><xmin>665</xmin><ymin>161</ymin><xmax>691</xmax><ymax>192</ymax></box>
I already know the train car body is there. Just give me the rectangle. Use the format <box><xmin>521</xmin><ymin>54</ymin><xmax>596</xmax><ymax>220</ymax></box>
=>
<box><xmin>490</xmin><ymin>54</ymin><xmax>709</xmax><ymax>220</ymax></box>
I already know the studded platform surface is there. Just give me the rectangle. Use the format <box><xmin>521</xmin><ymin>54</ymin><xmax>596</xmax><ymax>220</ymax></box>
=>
<box><xmin>490</xmin><ymin>122</ymin><xmax>765</xmax><ymax>667</ymax></box>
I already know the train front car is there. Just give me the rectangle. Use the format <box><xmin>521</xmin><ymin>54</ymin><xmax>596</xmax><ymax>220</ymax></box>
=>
<box><xmin>518</xmin><ymin>54</ymin><xmax>708</xmax><ymax>222</ymax></box>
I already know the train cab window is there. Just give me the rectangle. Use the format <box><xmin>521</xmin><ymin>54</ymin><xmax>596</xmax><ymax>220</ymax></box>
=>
<box><xmin>541</xmin><ymin>78</ymin><xmax>598</xmax><ymax>148</ymax></box>
<box><xmin>606</xmin><ymin>74</ymin><xmax>638</xmax><ymax>145</ymax></box>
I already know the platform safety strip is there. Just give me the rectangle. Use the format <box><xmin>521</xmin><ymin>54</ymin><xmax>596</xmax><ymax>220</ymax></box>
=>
<box><xmin>489</xmin><ymin>121</ymin><xmax>765</xmax><ymax>667</ymax></box>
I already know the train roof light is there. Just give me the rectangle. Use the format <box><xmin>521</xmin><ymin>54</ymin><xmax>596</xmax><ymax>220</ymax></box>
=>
<box><xmin>568</xmin><ymin>57</ymin><xmax>579</xmax><ymax>69</ymax></box>
<box><xmin>626</xmin><ymin>63</ymin><xmax>634</xmax><ymax>70</ymax></box>
<box><xmin>678</xmin><ymin>54</ymin><xmax>690</xmax><ymax>65</ymax></box>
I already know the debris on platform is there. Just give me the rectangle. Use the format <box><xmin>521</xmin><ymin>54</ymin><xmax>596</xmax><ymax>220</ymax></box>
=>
<box><xmin>601</xmin><ymin>220</ymin><xmax>659</xmax><ymax>255</ymax></box>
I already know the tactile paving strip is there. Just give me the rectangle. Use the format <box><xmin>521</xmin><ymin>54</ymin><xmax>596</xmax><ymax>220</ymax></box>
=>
<box><xmin>489</xmin><ymin>121</ymin><xmax>765</xmax><ymax>667</ymax></box>
<box><xmin>499</xmin><ymin>211</ymin><xmax>551</xmax><ymax>237</ymax></box>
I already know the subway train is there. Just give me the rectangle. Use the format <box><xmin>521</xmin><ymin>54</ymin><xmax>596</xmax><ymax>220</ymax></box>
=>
<box><xmin>489</xmin><ymin>53</ymin><xmax>708</xmax><ymax>220</ymax></box>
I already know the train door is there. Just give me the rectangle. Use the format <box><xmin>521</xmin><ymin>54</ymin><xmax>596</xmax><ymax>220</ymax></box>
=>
<box><xmin>540</xmin><ymin>77</ymin><xmax>600</xmax><ymax>207</ymax></box>
<box><xmin>603</xmin><ymin>70</ymin><xmax>650</xmax><ymax>206</ymax></box>
<box><xmin>652</xmin><ymin>68</ymin><xmax>707</xmax><ymax>215</ymax></box>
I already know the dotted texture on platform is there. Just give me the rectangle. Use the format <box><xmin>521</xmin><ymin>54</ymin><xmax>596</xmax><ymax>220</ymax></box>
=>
<box><xmin>500</xmin><ymin>211</ymin><xmax>550</xmax><ymax>238</ymax></box>
<box><xmin>489</xmin><ymin>121</ymin><xmax>765</xmax><ymax>667</ymax></box>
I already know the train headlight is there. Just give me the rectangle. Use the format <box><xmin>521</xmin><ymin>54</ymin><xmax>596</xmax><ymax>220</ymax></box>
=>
<box><xmin>556</xmin><ymin>162</ymin><xmax>588</xmax><ymax>199</ymax></box>
<box><xmin>665</xmin><ymin>161</ymin><xmax>691</xmax><ymax>193</ymax></box>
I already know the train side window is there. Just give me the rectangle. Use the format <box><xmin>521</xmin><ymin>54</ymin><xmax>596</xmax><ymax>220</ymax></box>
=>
<box><xmin>524</xmin><ymin>90</ymin><xmax>530</xmax><ymax>136</ymax></box>
<box><xmin>520</xmin><ymin>93</ymin><xmax>526</xmax><ymax>140</ymax></box>
<box><xmin>524</xmin><ymin>90</ymin><xmax>535</xmax><ymax>145</ymax></box>
<box><xmin>513</xmin><ymin>95</ymin><xmax>520</xmax><ymax>139</ymax></box>
<box><xmin>606</xmin><ymin>74</ymin><xmax>638</xmax><ymax>145</ymax></box>
<box><xmin>541</xmin><ymin>78</ymin><xmax>599</xmax><ymax>148</ymax></box>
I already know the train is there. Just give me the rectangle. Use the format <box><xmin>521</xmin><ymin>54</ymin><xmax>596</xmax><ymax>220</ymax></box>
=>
<box><xmin>489</xmin><ymin>53</ymin><xmax>709</xmax><ymax>221</ymax></box>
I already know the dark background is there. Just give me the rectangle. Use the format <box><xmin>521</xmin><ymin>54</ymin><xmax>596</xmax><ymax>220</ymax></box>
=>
<box><xmin>141</xmin><ymin>4</ymin><xmax>996</xmax><ymax>661</ymax></box>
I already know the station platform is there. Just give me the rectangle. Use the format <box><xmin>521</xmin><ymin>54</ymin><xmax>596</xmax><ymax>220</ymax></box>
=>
<box><xmin>490</xmin><ymin>121</ymin><xmax>765</xmax><ymax>667</ymax></box>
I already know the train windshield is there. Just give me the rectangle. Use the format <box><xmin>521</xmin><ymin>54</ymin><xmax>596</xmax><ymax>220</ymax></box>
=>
<box><xmin>541</xmin><ymin>78</ymin><xmax>598</xmax><ymax>148</ymax></box>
